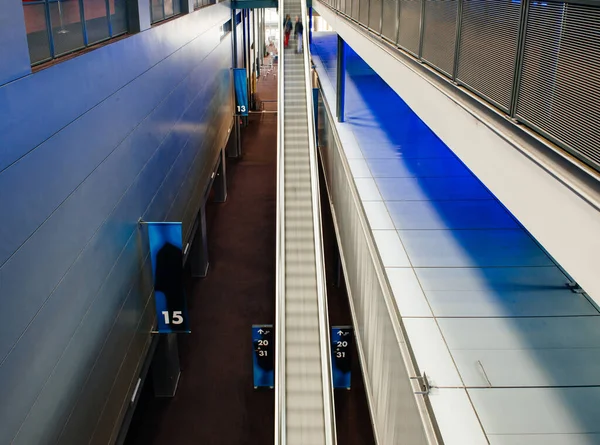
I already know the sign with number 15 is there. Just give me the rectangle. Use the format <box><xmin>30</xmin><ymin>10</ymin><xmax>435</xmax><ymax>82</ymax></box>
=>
<box><xmin>147</xmin><ymin>222</ymin><xmax>190</xmax><ymax>334</ymax></box>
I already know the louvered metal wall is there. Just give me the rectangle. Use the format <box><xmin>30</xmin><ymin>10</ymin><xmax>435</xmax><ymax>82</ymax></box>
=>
<box><xmin>457</xmin><ymin>0</ymin><xmax>521</xmax><ymax>111</ymax></box>
<box><xmin>360</xmin><ymin>0</ymin><xmax>370</xmax><ymax>27</ymax></box>
<box><xmin>398</xmin><ymin>0</ymin><xmax>422</xmax><ymax>55</ymax></box>
<box><xmin>319</xmin><ymin>0</ymin><xmax>600</xmax><ymax>173</ymax></box>
<box><xmin>352</xmin><ymin>0</ymin><xmax>360</xmax><ymax>20</ymax></box>
<box><xmin>421</xmin><ymin>0</ymin><xmax>458</xmax><ymax>76</ymax></box>
<box><xmin>369</xmin><ymin>0</ymin><xmax>383</xmax><ymax>31</ymax></box>
<box><xmin>382</xmin><ymin>0</ymin><xmax>398</xmax><ymax>41</ymax></box>
<box><xmin>516</xmin><ymin>1</ymin><xmax>600</xmax><ymax>170</ymax></box>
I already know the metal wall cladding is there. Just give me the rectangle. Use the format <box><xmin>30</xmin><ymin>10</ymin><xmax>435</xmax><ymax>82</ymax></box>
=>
<box><xmin>352</xmin><ymin>0</ymin><xmax>361</xmax><ymax>20</ymax></box>
<box><xmin>0</xmin><ymin>4</ymin><xmax>233</xmax><ymax>445</ymax></box>
<box><xmin>382</xmin><ymin>0</ymin><xmax>398</xmax><ymax>41</ymax></box>
<box><xmin>360</xmin><ymin>0</ymin><xmax>370</xmax><ymax>26</ymax></box>
<box><xmin>517</xmin><ymin>1</ymin><xmax>600</xmax><ymax>170</ymax></box>
<box><xmin>457</xmin><ymin>0</ymin><xmax>521</xmax><ymax>111</ymax></box>
<box><xmin>398</xmin><ymin>0</ymin><xmax>422</xmax><ymax>55</ymax></box>
<box><xmin>421</xmin><ymin>0</ymin><xmax>458</xmax><ymax>76</ymax></box>
<box><xmin>369</xmin><ymin>0</ymin><xmax>383</xmax><ymax>32</ymax></box>
<box><xmin>345</xmin><ymin>0</ymin><xmax>353</xmax><ymax>16</ymax></box>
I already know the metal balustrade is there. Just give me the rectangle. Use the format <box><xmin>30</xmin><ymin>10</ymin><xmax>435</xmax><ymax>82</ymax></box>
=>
<box><xmin>318</xmin><ymin>0</ymin><xmax>600</xmax><ymax>174</ymax></box>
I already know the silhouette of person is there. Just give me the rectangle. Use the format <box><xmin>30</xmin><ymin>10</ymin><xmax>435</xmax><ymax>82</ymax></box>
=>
<box><xmin>154</xmin><ymin>242</ymin><xmax>187</xmax><ymax>330</ymax></box>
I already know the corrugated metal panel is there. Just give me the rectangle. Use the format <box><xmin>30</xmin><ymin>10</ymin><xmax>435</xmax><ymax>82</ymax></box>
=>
<box><xmin>342</xmin><ymin>0</ymin><xmax>348</xmax><ymax>15</ymax></box>
<box><xmin>516</xmin><ymin>1</ymin><xmax>600</xmax><ymax>170</ymax></box>
<box><xmin>360</xmin><ymin>0</ymin><xmax>370</xmax><ymax>25</ymax></box>
<box><xmin>398</xmin><ymin>0</ymin><xmax>422</xmax><ymax>55</ymax></box>
<box><xmin>369</xmin><ymin>0</ymin><xmax>383</xmax><ymax>31</ymax></box>
<box><xmin>0</xmin><ymin>8</ymin><xmax>233</xmax><ymax>445</ymax></box>
<box><xmin>457</xmin><ymin>0</ymin><xmax>521</xmax><ymax>111</ymax></box>
<box><xmin>352</xmin><ymin>0</ymin><xmax>361</xmax><ymax>20</ymax></box>
<box><xmin>421</xmin><ymin>0</ymin><xmax>458</xmax><ymax>77</ymax></box>
<box><xmin>382</xmin><ymin>0</ymin><xmax>398</xmax><ymax>41</ymax></box>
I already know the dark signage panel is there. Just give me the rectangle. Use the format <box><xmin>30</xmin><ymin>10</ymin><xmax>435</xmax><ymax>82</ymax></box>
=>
<box><xmin>331</xmin><ymin>326</ymin><xmax>352</xmax><ymax>389</ymax></box>
<box><xmin>252</xmin><ymin>324</ymin><xmax>274</xmax><ymax>388</ymax></box>
<box><xmin>147</xmin><ymin>222</ymin><xmax>190</xmax><ymax>334</ymax></box>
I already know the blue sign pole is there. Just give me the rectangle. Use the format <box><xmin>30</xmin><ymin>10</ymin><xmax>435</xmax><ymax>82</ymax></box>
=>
<box><xmin>331</xmin><ymin>326</ymin><xmax>352</xmax><ymax>389</ymax></box>
<box><xmin>233</xmin><ymin>68</ymin><xmax>249</xmax><ymax>116</ymax></box>
<box><xmin>147</xmin><ymin>222</ymin><xmax>191</xmax><ymax>334</ymax></box>
<box><xmin>252</xmin><ymin>325</ymin><xmax>274</xmax><ymax>388</ymax></box>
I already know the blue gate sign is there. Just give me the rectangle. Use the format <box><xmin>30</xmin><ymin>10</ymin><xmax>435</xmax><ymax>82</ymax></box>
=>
<box><xmin>147</xmin><ymin>222</ymin><xmax>190</xmax><ymax>334</ymax></box>
<box><xmin>252</xmin><ymin>324</ymin><xmax>274</xmax><ymax>388</ymax></box>
<box><xmin>233</xmin><ymin>68</ymin><xmax>249</xmax><ymax>116</ymax></box>
<box><xmin>331</xmin><ymin>326</ymin><xmax>352</xmax><ymax>389</ymax></box>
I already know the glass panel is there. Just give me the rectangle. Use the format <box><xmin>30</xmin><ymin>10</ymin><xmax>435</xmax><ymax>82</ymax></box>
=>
<box><xmin>109</xmin><ymin>0</ymin><xmax>128</xmax><ymax>35</ymax></box>
<box><xmin>172</xmin><ymin>0</ymin><xmax>180</xmax><ymax>16</ymax></box>
<box><xmin>49</xmin><ymin>0</ymin><xmax>85</xmax><ymax>56</ymax></box>
<box><xmin>23</xmin><ymin>2</ymin><xmax>52</xmax><ymax>63</ymax></box>
<box><xmin>164</xmin><ymin>0</ymin><xmax>173</xmax><ymax>17</ymax></box>
<box><xmin>151</xmin><ymin>0</ymin><xmax>163</xmax><ymax>23</ymax></box>
<box><xmin>83</xmin><ymin>0</ymin><xmax>109</xmax><ymax>44</ymax></box>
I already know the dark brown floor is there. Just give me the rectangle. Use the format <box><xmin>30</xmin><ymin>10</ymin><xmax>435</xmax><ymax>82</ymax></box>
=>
<box><xmin>124</xmin><ymin>69</ymin><xmax>374</xmax><ymax>445</ymax></box>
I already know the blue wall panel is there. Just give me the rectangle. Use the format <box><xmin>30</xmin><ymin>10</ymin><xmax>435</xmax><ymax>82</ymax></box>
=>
<box><xmin>0</xmin><ymin>3</ymin><xmax>234</xmax><ymax>444</ymax></box>
<box><xmin>0</xmin><ymin>0</ymin><xmax>31</xmax><ymax>85</ymax></box>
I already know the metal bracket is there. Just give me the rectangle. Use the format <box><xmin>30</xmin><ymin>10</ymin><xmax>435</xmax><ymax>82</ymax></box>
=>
<box><xmin>410</xmin><ymin>372</ymin><xmax>431</xmax><ymax>395</ymax></box>
<box><xmin>566</xmin><ymin>281</ymin><xmax>584</xmax><ymax>293</ymax></box>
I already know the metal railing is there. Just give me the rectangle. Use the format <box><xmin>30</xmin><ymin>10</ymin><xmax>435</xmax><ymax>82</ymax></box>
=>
<box><xmin>318</xmin><ymin>0</ymin><xmax>600</xmax><ymax>175</ymax></box>
<box><xmin>314</xmin><ymin>73</ymin><xmax>442</xmax><ymax>444</ymax></box>
<box><xmin>274</xmin><ymin>4</ymin><xmax>286</xmax><ymax>442</ymax></box>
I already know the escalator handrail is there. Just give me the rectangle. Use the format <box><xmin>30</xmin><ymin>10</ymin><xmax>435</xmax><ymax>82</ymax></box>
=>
<box><xmin>274</xmin><ymin>3</ymin><xmax>286</xmax><ymax>444</ymax></box>
<box><xmin>298</xmin><ymin>2</ymin><xmax>337</xmax><ymax>444</ymax></box>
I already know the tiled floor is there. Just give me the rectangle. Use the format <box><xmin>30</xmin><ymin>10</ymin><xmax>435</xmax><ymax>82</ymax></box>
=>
<box><xmin>312</xmin><ymin>32</ymin><xmax>600</xmax><ymax>445</ymax></box>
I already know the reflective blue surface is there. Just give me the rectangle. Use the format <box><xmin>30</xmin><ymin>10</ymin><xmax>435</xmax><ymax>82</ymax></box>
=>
<box><xmin>0</xmin><ymin>6</ymin><xmax>233</xmax><ymax>444</ymax></box>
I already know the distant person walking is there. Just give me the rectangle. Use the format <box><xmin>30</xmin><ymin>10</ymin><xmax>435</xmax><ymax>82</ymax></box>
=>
<box><xmin>295</xmin><ymin>16</ymin><xmax>303</xmax><ymax>54</ymax></box>
<box><xmin>283</xmin><ymin>15</ymin><xmax>292</xmax><ymax>48</ymax></box>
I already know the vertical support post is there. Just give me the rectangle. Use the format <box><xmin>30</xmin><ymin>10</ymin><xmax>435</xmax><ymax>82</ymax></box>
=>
<box><xmin>214</xmin><ymin>149</ymin><xmax>228</xmax><ymax>203</ymax></box>
<box><xmin>242</xmin><ymin>10</ymin><xmax>248</xmax><ymax>69</ymax></box>
<box><xmin>510</xmin><ymin>0</ymin><xmax>530</xmax><ymax>118</ymax></box>
<box><xmin>231</xmin><ymin>8</ymin><xmax>242</xmax><ymax>157</ymax></box>
<box><xmin>152</xmin><ymin>334</ymin><xmax>181</xmax><ymax>397</ymax></box>
<box><xmin>127</xmin><ymin>0</ymin><xmax>152</xmax><ymax>33</ymax></box>
<box><xmin>418</xmin><ymin>0</ymin><xmax>426</xmax><ymax>58</ymax></box>
<box><xmin>335</xmin><ymin>252</ymin><xmax>342</xmax><ymax>288</ymax></box>
<box><xmin>232</xmin><ymin>9</ymin><xmax>238</xmax><ymax>68</ymax></box>
<box><xmin>313</xmin><ymin>87</ymin><xmax>319</xmax><ymax>147</ymax></box>
<box><xmin>309</xmin><ymin>7</ymin><xmax>313</xmax><ymax>45</ymax></box>
<box><xmin>191</xmin><ymin>206</ymin><xmax>209</xmax><ymax>278</ymax></box>
<box><xmin>452</xmin><ymin>0</ymin><xmax>464</xmax><ymax>81</ymax></box>
<box><xmin>181</xmin><ymin>0</ymin><xmax>195</xmax><ymax>15</ymax></box>
<box><xmin>336</xmin><ymin>35</ymin><xmax>346</xmax><ymax>123</ymax></box>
